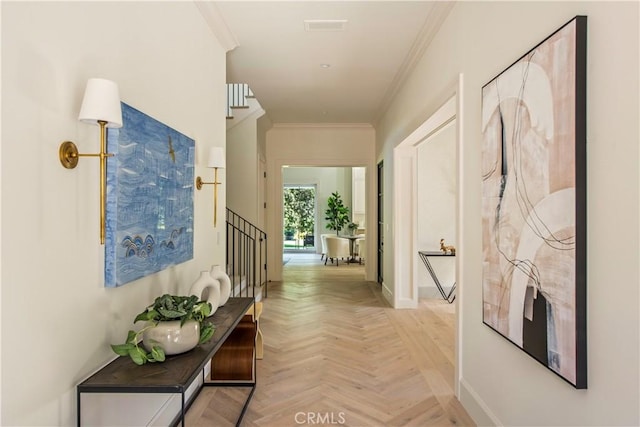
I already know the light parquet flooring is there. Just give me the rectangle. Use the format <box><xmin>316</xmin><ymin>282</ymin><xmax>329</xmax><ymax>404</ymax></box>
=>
<box><xmin>186</xmin><ymin>253</ymin><xmax>475</xmax><ymax>427</ymax></box>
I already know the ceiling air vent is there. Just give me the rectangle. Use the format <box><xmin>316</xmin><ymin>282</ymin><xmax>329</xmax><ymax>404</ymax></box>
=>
<box><xmin>304</xmin><ymin>19</ymin><xmax>348</xmax><ymax>32</ymax></box>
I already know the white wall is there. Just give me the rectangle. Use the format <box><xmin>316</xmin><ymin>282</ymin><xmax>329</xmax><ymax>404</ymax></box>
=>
<box><xmin>351</xmin><ymin>166</ymin><xmax>366</xmax><ymax>228</ymax></box>
<box><xmin>377</xmin><ymin>1</ymin><xmax>639</xmax><ymax>426</ymax></box>
<box><xmin>1</xmin><ymin>2</ymin><xmax>227</xmax><ymax>425</ymax></box>
<box><xmin>227</xmin><ymin>108</ymin><xmax>262</xmax><ymax>224</ymax></box>
<box><xmin>283</xmin><ymin>166</ymin><xmax>352</xmax><ymax>250</ymax></box>
<box><xmin>266</xmin><ymin>124</ymin><xmax>375</xmax><ymax>281</ymax></box>
<box><xmin>256</xmin><ymin>114</ymin><xmax>273</xmax><ymax>231</ymax></box>
<box><xmin>257</xmin><ymin>114</ymin><xmax>271</xmax><ymax>161</ymax></box>
<box><xmin>416</xmin><ymin>121</ymin><xmax>456</xmax><ymax>295</ymax></box>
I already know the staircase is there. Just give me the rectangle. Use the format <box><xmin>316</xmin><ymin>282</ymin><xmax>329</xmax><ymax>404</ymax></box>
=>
<box><xmin>226</xmin><ymin>83</ymin><xmax>255</xmax><ymax>119</ymax></box>
<box><xmin>226</xmin><ymin>208</ymin><xmax>268</xmax><ymax>300</ymax></box>
<box><xmin>224</xmin><ymin>84</ymin><xmax>266</xmax><ymax>298</ymax></box>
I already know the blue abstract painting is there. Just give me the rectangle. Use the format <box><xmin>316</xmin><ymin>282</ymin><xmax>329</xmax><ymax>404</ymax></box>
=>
<box><xmin>105</xmin><ymin>103</ymin><xmax>194</xmax><ymax>287</ymax></box>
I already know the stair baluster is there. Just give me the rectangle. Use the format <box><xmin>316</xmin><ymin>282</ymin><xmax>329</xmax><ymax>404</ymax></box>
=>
<box><xmin>226</xmin><ymin>208</ymin><xmax>268</xmax><ymax>299</ymax></box>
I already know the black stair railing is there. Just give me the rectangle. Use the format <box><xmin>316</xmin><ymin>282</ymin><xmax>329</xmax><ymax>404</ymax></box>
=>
<box><xmin>226</xmin><ymin>208</ymin><xmax>268</xmax><ymax>298</ymax></box>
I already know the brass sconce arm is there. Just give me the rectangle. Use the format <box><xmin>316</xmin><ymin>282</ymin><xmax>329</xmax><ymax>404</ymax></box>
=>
<box><xmin>59</xmin><ymin>121</ymin><xmax>114</xmax><ymax>165</ymax></box>
<box><xmin>196</xmin><ymin>146</ymin><xmax>225</xmax><ymax>228</ymax></box>
<box><xmin>59</xmin><ymin>120</ymin><xmax>114</xmax><ymax>244</ymax></box>
<box><xmin>60</xmin><ymin>77</ymin><xmax>122</xmax><ymax>246</ymax></box>
<box><xmin>196</xmin><ymin>167</ymin><xmax>222</xmax><ymax>227</ymax></box>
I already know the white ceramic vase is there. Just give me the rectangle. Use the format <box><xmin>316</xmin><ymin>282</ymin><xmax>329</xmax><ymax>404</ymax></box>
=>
<box><xmin>189</xmin><ymin>270</ymin><xmax>221</xmax><ymax>314</ymax></box>
<box><xmin>209</xmin><ymin>264</ymin><xmax>231</xmax><ymax>306</ymax></box>
<box><xmin>142</xmin><ymin>319</ymin><xmax>199</xmax><ymax>355</ymax></box>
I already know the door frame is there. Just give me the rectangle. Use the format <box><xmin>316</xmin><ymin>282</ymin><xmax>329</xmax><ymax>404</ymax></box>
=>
<box><xmin>393</xmin><ymin>73</ymin><xmax>464</xmax><ymax>397</ymax></box>
<box><xmin>377</xmin><ymin>161</ymin><xmax>384</xmax><ymax>284</ymax></box>
<box><xmin>269</xmin><ymin>162</ymin><xmax>376</xmax><ymax>282</ymax></box>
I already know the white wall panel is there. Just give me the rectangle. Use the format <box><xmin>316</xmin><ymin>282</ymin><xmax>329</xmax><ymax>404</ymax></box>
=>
<box><xmin>377</xmin><ymin>2</ymin><xmax>639</xmax><ymax>426</ymax></box>
<box><xmin>1</xmin><ymin>3</ymin><xmax>227</xmax><ymax>425</ymax></box>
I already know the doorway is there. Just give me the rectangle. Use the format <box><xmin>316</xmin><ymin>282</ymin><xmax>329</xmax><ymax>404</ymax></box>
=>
<box><xmin>416</xmin><ymin>120</ymin><xmax>456</xmax><ymax>299</ymax></box>
<box><xmin>283</xmin><ymin>185</ymin><xmax>316</xmax><ymax>252</ymax></box>
<box><xmin>393</xmin><ymin>74</ymin><xmax>464</xmax><ymax>397</ymax></box>
<box><xmin>273</xmin><ymin>164</ymin><xmax>374</xmax><ymax>282</ymax></box>
<box><xmin>393</xmin><ymin>95</ymin><xmax>458</xmax><ymax>308</ymax></box>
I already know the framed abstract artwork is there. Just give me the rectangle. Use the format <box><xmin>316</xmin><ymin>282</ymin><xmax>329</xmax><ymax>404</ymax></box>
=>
<box><xmin>105</xmin><ymin>103</ymin><xmax>195</xmax><ymax>287</ymax></box>
<box><xmin>481</xmin><ymin>16</ymin><xmax>587</xmax><ymax>388</ymax></box>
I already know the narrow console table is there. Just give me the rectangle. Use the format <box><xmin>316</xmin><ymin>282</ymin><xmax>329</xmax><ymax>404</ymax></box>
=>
<box><xmin>77</xmin><ymin>297</ymin><xmax>255</xmax><ymax>427</ymax></box>
<box><xmin>418</xmin><ymin>251</ymin><xmax>456</xmax><ymax>303</ymax></box>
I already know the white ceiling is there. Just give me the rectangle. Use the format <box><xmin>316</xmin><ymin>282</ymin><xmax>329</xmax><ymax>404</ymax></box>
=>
<box><xmin>214</xmin><ymin>1</ymin><xmax>453</xmax><ymax>125</ymax></box>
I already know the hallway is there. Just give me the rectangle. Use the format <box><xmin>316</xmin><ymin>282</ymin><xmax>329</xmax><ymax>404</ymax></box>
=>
<box><xmin>186</xmin><ymin>253</ymin><xmax>474</xmax><ymax>426</ymax></box>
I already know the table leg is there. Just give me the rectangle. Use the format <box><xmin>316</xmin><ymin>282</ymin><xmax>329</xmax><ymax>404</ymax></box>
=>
<box><xmin>181</xmin><ymin>391</ymin><xmax>185</xmax><ymax>427</ymax></box>
<box><xmin>419</xmin><ymin>253</ymin><xmax>456</xmax><ymax>303</ymax></box>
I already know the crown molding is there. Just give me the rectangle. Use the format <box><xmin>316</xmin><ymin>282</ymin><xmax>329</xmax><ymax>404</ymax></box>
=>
<box><xmin>194</xmin><ymin>1</ymin><xmax>239</xmax><ymax>53</ymax></box>
<box><xmin>373</xmin><ymin>1</ymin><xmax>456</xmax><ymax>125</ymax></box>
<box><xmin>271</xmin><ymin>123</ymin><xmax>374</xmax><ymax>129</ymax></box>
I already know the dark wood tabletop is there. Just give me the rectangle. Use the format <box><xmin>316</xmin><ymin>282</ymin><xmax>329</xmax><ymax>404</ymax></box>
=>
<box><xmin>78</xmin><ymin>297</ymin><xmax>254</xmax><ymax>393</ymax></box>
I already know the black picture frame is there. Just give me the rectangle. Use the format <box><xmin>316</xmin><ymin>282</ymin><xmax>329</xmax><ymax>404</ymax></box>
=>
<box><xmin>480</xmin><ymin>16</ymin><xmax>587</xmax><ymax>389</ymax></box>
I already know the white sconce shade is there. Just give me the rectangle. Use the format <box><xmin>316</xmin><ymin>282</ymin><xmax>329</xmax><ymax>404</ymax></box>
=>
<box><xmin>197</xmin><ymin>146</ymin><xmax>225</xmax><ymax>227</ymax></box>
<box><xmin>78</xmin><ymin>78</ymin><xmax>123</xmax><ymax>128</ymax></box>
<box><xmin>60</xmin><ymin>77</ymin><xmax>123</xmax><ymax>244</ymax></box>
<box><xmin>208</xmin><ymin>146</ymin><xmax>225</xmax><ymax>169</ymax></box>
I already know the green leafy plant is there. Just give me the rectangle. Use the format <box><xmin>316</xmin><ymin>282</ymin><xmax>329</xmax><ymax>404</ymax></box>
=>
<box><xmin>347</xmin><ymin>222</ymin><xmax>358</xmax><ymax>235</ymax></box>
<box><xmin>284</xmin><ymin>187</ymin><xmax>315</xmax><ymax>245</ymax></box>
<box><xmin>325</xmin><ymin>191</ymin><xmax>350</xmax><ymax>235</ymax></box>
<box><xmin>111</xmin><ymin>294</ymin><xmax>215</xmax><ymax>365</ymax></box>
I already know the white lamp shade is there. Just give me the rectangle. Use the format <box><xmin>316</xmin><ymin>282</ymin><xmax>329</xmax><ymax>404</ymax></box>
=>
<box><xmin>78</xmin><ymin>78</ymin><xmax>123</xmax><ymax>128</ymax></box>
<box><xmin>208</xmin><ymin>147</ymin><xmax>225</xmax><ymax>169</ymax></box>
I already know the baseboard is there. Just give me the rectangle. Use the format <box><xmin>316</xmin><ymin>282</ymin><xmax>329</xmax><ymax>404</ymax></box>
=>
<box><xmin>459</xmin><ymin>377</ymin><xmax>502</xmax><ymax>427</ymax></box>
<box><xmin>381</xmin><ymin>282</ymin><xmax>393</xmax><ymax>306</ymax></box>
<box><xmin>253</xmin><ymin>285</ymin><xmax>263</xmax><ymax>302</ymax></box>
<box><xmin>81</xmin><ymin>368</ymin><xmax>208</xmax><ymax>426</ymax></box>
<box><xmin>151</xmin><ymin>376</ymin><xmax>203</xmax><ymax>426</ymax></box>
<box><xmin>395</xmin><ymin>297</ymin><xmax>418</xmax><ymax>309</ymax></box>
<box><xmin>229</xmin><ymin>275</ymin><xmax>269</xmax><ymax>301</ymax></box>
<box><xmin>381</xmin><ymin>282</ymin><xmax>420</xmax><ymax>308</ymax></box>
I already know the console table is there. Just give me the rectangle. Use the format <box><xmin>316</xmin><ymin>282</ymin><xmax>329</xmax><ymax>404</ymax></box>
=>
<box><xmin>77</xmin><ymin>297</ymin><xmax>255</xmax><ymax>426</ymax></box>
<box><xmin>418</xmin><ymin>251</ymin><xmax>456</xmax><ymax>303</ymax></box>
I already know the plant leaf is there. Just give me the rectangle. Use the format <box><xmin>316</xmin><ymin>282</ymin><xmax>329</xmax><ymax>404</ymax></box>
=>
<box><xmin>199</xmin><ymin>322</ymin><xmax>215</xmax><ymax>344</ymax></box>
<box><xmin>128</xmin><ymin>346</ymin><xmax>148</xmax><ymax>365</ymax></box>
<box><xmin>150</xmin><ymin>346</ymin><xmax>166</xmax><ymax>362</ymax></box>
<box><xmin>134</xmin><ymin>309</ymin><xmax>158</xmax><ymax>323</ymax></box>
<box><xmin>111</xmin><ymin>343</ymin><xmax>134</xmax><ymax>356</ymax></box>
<box><xmin>163</xmin><ymin>295</ymin><xmax>175</xmax><ymax>311</ymax></box>
<box><xmin>157</xmin><ymin>307</ymin><xmax>187</xmax><ymax>319</ymax></box>
<box><xmin>126</xmin><ymin>330</ymin><xmax>138</xmax><ymax>344</ymax></box>
<box><xmin>200</xmin><ymin>302</ymin><xmax>212</xmax><ymax>318</ymax></box>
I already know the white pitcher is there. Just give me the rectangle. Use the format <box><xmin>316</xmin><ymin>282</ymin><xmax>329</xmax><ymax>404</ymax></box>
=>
<box><xmin>189</xmin><ymin>270</ymin><xmax>221</xmax><ymax>314</ymax></box>
<box><xmin>209</xmin><ymin>264</ymin><xmax>231</xmax><ymax>306</ymax></box>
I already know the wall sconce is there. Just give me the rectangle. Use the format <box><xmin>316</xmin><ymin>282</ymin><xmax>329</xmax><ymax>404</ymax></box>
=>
<box><xmin>196</xmin><ymin>147</ymin><xmax>225</xmax><ymax>227</ymax></box>
<box><xmin>59</xmin><ymin>78</ymin><xmax>123</xmax><ymax>244</ymax></box>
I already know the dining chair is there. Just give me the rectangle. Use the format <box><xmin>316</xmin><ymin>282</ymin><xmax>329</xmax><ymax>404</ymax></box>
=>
<box><xmin>320</xmin><ymin>234</ymin><xmax>331</xmax><ymax>261</ymax></box>
<box><xmin>324</xmin><ymin>236</ymin><xmax>350</xmax><ymax>266</ymax></box>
